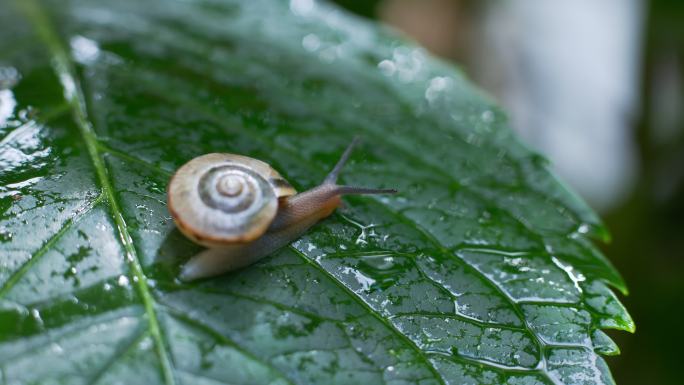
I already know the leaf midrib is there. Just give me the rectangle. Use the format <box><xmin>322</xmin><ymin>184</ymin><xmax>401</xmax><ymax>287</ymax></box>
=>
<box><xmin>17</xmin><ymin>1</ymin><xmax>176</xmax><ymax>384</ymax></box>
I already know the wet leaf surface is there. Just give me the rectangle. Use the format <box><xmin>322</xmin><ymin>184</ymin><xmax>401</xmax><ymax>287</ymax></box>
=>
<box><xmin>0</xmin><ymin>1</ymin><xmax>633</xmax><ymax>384</ymax></box>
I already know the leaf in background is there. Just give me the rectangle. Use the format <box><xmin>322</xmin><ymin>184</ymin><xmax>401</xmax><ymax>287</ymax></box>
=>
<box><xmin>0</xmin><ymin>0</ymin><xmax>633</xmax><ymax>384</ymax></box>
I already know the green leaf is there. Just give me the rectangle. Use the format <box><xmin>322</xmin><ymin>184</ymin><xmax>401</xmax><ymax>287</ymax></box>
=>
<box><xmin>0</xmin><ymin>0</ymin><xmax>633</xmax><ymax>384</ymax></box>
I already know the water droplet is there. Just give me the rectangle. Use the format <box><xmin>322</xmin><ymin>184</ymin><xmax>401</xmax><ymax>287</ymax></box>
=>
<box><xmin>481</xmin><ymin>110</ymin><xmax>495</xmax><ymax>123</ymax></box>
<box><xmin>70</xmin><ymin>35</ymin><xmax>100</xmax><ymax>64</ymax></box>
<box><xmin>139</xmin><ymin>336</ymin><xmax>153</xmax><ymax>350</ymax></box>
<box><xmin>341</xmin><ymin>267</ymin><xmax>376</xmax><ymax>292</ymax></box>
<box><xmin>391</xmin><ymin>47</ymin><xmax>424</xmax><ymax>83</ymax></box>
<box><xmin>117</xmin><ymin>275</ymin><xmax>130</xmax><ymax>286</ymax></box>
<box><xmin>0</xmin><ymin>66</ymin><xmax>20</xmax><ymax>89</ymax></box>
<box><xmin>302</xmin><ymin>33</ymin><xmax>321</xmax><ymax>52</ymax></box>
<box><xmin>31</xmin><ymin>308</ymin><xmax>44</xmax><ymax>329</ymax></box>
<box><xmin>0</xmin><ymin>228</ymin><xmax>13</xmax><ymax>242</ymax></box>
<box><xmin>425</xmin><ymin>76</ymin><xmax>450</xmax><ymax>103</ymax></box>
<box><xmin>290</xmin><ymin>0</ymin><xmax>314</xmax><ymax>16</ymax></box>
<box><xmin>377</xmin><ymin>60</ymin><xmax>396</xmax><ymax>77</ymax></box>
<box><xmin>58</xmin><ymin>72</ymin><xmax>77</xmax><ymax>100</ymax></box>
<box><xmin>318</xmin><ymin>47</ymin><xmax>337</xmax><ymax>63</ymax></box>
<box><xmin>352</xmin><ymin>254</ymin><xmax>405</xmax><ymax>292</ymax></box>
<box><xmin>552</xmin><ymin>256</ymin><xmax>585</xmax><ymax>293</ymax></box>
<box><xmin>0</xmin><ymin>91</ymin><xmax>17</xmax><ymax>130</ymax></box>
<box><xmin>50</xmin><ymin>342</ymin><xmax>64</xmax><ymax>355</ymax></box>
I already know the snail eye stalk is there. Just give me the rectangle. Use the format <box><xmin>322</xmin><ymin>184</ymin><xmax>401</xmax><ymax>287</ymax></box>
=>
<box><xmin>323</xmin><ymin>137</ymin><xmax>397</xmax><ymax>196</ymax></box>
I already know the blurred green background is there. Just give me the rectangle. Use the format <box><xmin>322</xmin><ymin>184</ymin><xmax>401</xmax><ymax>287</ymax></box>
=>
<box><xmin>333</xmin><ymin>1</ymin><xmax>684</xmax><ymax>384</ymax></box>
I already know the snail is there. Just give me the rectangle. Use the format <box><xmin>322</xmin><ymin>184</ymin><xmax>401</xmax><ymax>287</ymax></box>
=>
<box><xmin>168</xmin><ymin>138</ymin><xmax>396</xmax><ymax>281</ymax></box>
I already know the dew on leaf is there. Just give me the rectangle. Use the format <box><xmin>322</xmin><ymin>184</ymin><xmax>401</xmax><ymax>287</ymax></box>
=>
<box><xmin>290</xmin><ymin>0</ymin><xmax>314</xmax><ymax>16</ymax></box>
<box><xmin>117</xmin><ymin>275</ymin><xmax>130</xmax><ymax>287</ymax></box>
<box><xmin>49</xmin><ymin>342</ymin><xmax>64</xmax><ymax>355</ymax></box>
<box><xmin>341</xmin><ymin>266</ymin><xmax>376</xmax><ymax>292</ymax></box>
<box><xmin>0</xmin><ymin>89</ymin><xmax>17</xmax><ymax>126</ymax></box>
<box><xmin>576</xmin><ymin>223</ymin><xmax>590</xmax><ymax>234</ymax></box>
<box><xmin>302</xmin><ymin>33</ymin><xmax>321</xmax><ymax>52</ymax></box>
<box><xmin>0</xmin><ymin>66</ymin><xmax>21</xmax><ymax>89</ymax></box>
<box><xmin>70</xmin><ymin>35</ymin><xmax>100</xmax><ymax>65</ymax></box>
<box><xmin>0</xmin><ymin>228</ymin><xmax>13</xmax><ymax>242</ymax></box>
<box><xmin>481</xmin><ymin>110</ymin><xmax>495</xmax><ymax>124</ymax></box>
<box><xmin>353</xmin><ymin>254</ymin><xmax>406</xmax><ymax>292</ymax></box>
<box><xmin>378</xmin><ymin>60</ymin><xmax>396</xmax><ymax>77</ymax></box>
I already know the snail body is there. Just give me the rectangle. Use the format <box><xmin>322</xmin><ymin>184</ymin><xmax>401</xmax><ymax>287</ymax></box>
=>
<box><xmin>168</xmin><ymin>138</ymin><xmax>396</xmax><ymax>281</ymax></box>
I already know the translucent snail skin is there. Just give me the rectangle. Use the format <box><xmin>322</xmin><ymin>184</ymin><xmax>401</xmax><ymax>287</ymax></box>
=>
<box><xmin>167</xmin><ymin>138</ymin><xmax>396</xmax><ymax>281</ymax></box>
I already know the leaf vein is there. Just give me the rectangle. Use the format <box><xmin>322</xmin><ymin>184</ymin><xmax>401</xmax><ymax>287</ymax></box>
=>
<box><xmin>17</xmin><ymin>2</ymin><xmax>177</xmax><ymax>384</ymax></box>
<box><xmin>287</xmin><ymin>245</ymin><xmax>447</xmax><ymax>385</ymax></box>
<box><xmin>161</xmin><ymin>303</ymin><xmax>297</xmax><ymax>385</ymax></box>
<box><xmin>87</xmin><ymin>328</ymin><xmax>150</xmax><ymax>385</ymax></box>
<box><xmin>0</xmin><ymin>193</ymin><xmax>103</xmax><ymax>299</ymax></box>
<box><xmin>166</xmin><ymin>283</ymin><xmax>342</xmax><ymax>323</ymax></box>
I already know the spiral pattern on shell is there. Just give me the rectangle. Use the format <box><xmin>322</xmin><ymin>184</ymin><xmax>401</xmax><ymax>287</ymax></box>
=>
<box><xmin>199</xmin><ymin>165</ymin><xmax>267</xmax><ymax>214</ymax></box>
<box><xmin>167</xmin><ymin>153</ymin><xmax>296</xmax><ymax>246</ymax></box>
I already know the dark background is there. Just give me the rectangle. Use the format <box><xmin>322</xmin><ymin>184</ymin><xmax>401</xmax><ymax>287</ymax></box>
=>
<box><xmin>333</xmin><ymin>1</ymin><xmax>684</xmax><ymax>384</ymax></box>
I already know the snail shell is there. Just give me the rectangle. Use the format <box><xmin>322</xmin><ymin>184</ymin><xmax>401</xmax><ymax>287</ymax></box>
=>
<box><xmin>167</xmin><ymin>153</ymin><xmax>296</xmax><ymax>247</ymax></box>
